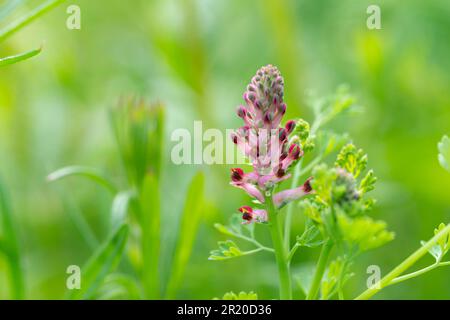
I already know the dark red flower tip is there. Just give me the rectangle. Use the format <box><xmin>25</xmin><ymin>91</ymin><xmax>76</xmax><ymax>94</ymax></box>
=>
<box><xmin>274</xmin><ymin>164</ymin><xmax>286</xmax><ymax>178</ymax></box>
<box><xmin>238</xmin><ymin>206</ymin><xmax>253</xmax><ymax>221</ymax></box>
<box><xmin>278</xmin><ymin>103</ymin><xmax>287</xmax><ymax>115</ymax></box>
<box><xmin>231</xmin><ymin>168</ymin><xmax>244</xmax><ymax>182</ymax></box>
<box><xmin>302</xmin><ymin>177</ymin><xmax>313</xmax><ymax>193</ymax></box>
<box><xmin>285</xmin><ymin>120</ymin><xmax>296</xmax><ymax>135</ymax></box>
<box><xmin>288</xmin><ymin>144</ymin><xmax>302</xmax><ymax>160</ymax></box>
<box><xmin>264</xmin><ymin>112</ymin><xmax>273</xmax><ymax>124</ymax></box>
<box><xmin>231</xmin><ymin>133</ymin><xmax>238</xmax><ymax>144</ymax></box>
<box><xmin>237</xmin><ymin>106</ymin><xmax>247</xmax><ymax>118</ymax></box>
<box><xmin>278</xmin><ymin>128</ymin><xmax>287</xmax><ymax>142</ymax></box>
<box><xmin>247</xmin><ymin>92</ymin><xmax>256</xmax><ymax>102</ymax></box>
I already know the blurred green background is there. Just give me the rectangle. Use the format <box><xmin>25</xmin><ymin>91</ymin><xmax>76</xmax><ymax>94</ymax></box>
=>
<box><xmin>1</xmin><ymin>0</ymin><xmax>450</xmax><ymax>299</ymax></box>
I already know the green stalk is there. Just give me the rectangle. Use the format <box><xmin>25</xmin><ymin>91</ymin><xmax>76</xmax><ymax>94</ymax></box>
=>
<box><xmin>306</xmin><ymin>238</ymin><xmax>333</xmax><ymax>300</ymax></box>
<box><xmin>140</xmin><ymin>174</ymin><xmax>161</xmax><ymax>299</ymax></box>
<box><xmin>0</xmin><ymin>180</ymin><xmax>24</xmax><ymax>299</ymax></box>
<box><xmin>0</xmin><ymin>0</ymin><xmax>65</xmax><ymax>42</ymax></box>
<box><xmin>284</xmin><ymin>161</ymin><xmax>302</xmax><ymax>248</ymax></box>
<box><xmin>266</xmin><ymin>194</ymin><xmax>292</xmax><ymax>300</ymax></box>
<box><xmin>355</xmin><ymin>223</ymin><xmax>450</xmax><ymax>300</ymax></box>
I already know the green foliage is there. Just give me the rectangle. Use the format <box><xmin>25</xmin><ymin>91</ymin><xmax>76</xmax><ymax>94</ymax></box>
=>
<box><xmin>294</xmin><ymin>263</ymin><xmax>315</xmax><ymax>296</ymax></box>
<box><xmin>68</xmin><ymin>224</ymin><xmax>129</xmax><ymax>300</ymax></box>
<box><xmin>214</xmin><ymin>214</ymin><xmax>254</xmax><ymax>239</ymax></box>
<box><xmin>0</xmin><ymin>47</ymin><xmax>41</xmax><ymax>67</ymax></box>
<box><xmin>110</xmin><ymin>98</ymin><xmax>165</xmax><ymax>188</ymax></box>
<box><xmin>337</xmin><ymin>214</ymin><xmax>394</xmax><ymax>253</ymax></box>
<box><xmin>335</xmin><ymin>143</ymin><xmax>367</xmax><ymax>178</ymax></box>
<box><xmin>0</xmin><ymin>0</ymin><xmax>65</xmax><ymax>67</ymax></box>
<box><xmin>300</xmin><ymin>199</ymin><xmax>323</xmax><ymax>224</ymax></box>
<box><xmin>435</xmin><ymin>223</ymin><xmax>450</xmax><ymax>255</ymax></box>
<box><xmin>0</xmin><ymin>0</ymin><xmax>65</xmax><ymax>42</ymax></box>
<box><xmin>291</xmin><ymin>119</ymin><xmax>313</xmax><ymax>151</ymax></box>
<box><xmin>359</xmin><ymin>170</ymin><xmax>377</xmax><ymax>195</ymax></box>
<box><xmin>315</xmin><ymin>131</ymin><xmax>350</xmax><ymax>158</ymax></box>
<box><xmin>166</xmin><ymin>172</ymin><xmax>204</xmax><ymax>298</ymax></box>
<box><xmin>311</xmin><ymin>144</ymin><xmax>377</xmax><ymax>217</ymax></box>
<box><xmin>210</xmin><ymin>213</ymin><xmax>273</xmax><ymax>262</ymax></box>
<box><xmin>0</xmin><ymin>179</ymin><xmax>24</xmax><ymax>299</ymax></box>
<box><xmin>96</xmin><ymin>274</ymin><xmax>142</xmax><ymax>300</ymax></box>
<box><xmin>295</xmin><ymin>219</ymin><xmax>323</xmax><ymax>248</ymax></box>
<box><xmin>110</xmin><ymin>190</ymin><xmax>136</xmax><ymax>230</ymax></box>
<box><xmin>320</xmin><ymin>257</ymin><xmax>353</xmax><ymax>300</ymax></box>
<box><xmin>438</xmin><ymin>135</ymin><xmax>450</xmax><ymax>172</ymax></box>
<box><xmin>209</xmin><ymin>240</ymin><xmax>244</xmax><ymax>261</ymax></box>
<box><xmin>47</xmin><ymin>166</ymin><xmax>117</xmax><ymax>194</ymax></box>
<box><xmin>310</xmin><ymin>164</ymin><xmax>337</xmax><ymax>205</ymax></box>
<box><xmin>214</xmin><ymin>291</ymin><xmax>258</xmax><ymax>300</ymax></box>
<box><xmin>422</xmin><ymin>223</ymin><xmax>450</xmax><ymax>261</ymax></box>
<box><xmin>310</xmin><ymin>85</ymin><xmax>359</xmax><ymax>133</ymax></box>
<box><xmin>140</xmin><ymin>173</ymin><xmax>161</xmax><ymax>299</ymax></box>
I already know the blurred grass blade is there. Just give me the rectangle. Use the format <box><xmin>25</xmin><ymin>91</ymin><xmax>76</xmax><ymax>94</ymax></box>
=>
<box><xmin>140</xmin><ymin>173</ymin><xmax>160</xmax><ymax>299</ymax></box>
<box><xmin>63</xmin><ymin>198</ymin><xmax>99</xmax><ymax>251</ymax></box>
<box><xmin>0</xmin><ymin>0</ymin><xmax>65</xmax><ymax>42</ymax></box>
<box><xmin>0</xmin><ymin>47</ymin><xmax>41</xmax><ymax>67</ymax></box>
<box><xmin>165</xmin><ymin>172</ymin><xmax>204</xmax><ymax>299</ymax></box>
<box><xmin>0</xmin><ymin>179</ymin><xmax>25</xmax><ymax>299</ymax></box>
<box><xmin>96</xmin><ymin>274</ymin><xmax>143</xmax><ymax>300</ymax></box>
<box><xmin>110</xmin><ymin>190</ymin><xmax>135</xmax><ymax>231</ymax></box>
<box><xmin>47</xmin><ymin>166</ymin><xmax>117</xmax><ymax>194</ymax></box>
<box><xmin>438</xmin><ymin>135</ymin><xmax>450</xmax><ymax>172</ymax></box>
<box><xmin>67</xmin><ymin>224</ymin><xmax>129</xmax><ymax>300</ymax></box>
<box><xmin>0</xmin><ymin>0</ymin><xmax>24</xmax><ymax>20</ymax></box>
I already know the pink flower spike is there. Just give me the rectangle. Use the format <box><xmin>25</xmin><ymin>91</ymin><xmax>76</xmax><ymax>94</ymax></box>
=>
<box><xmin>273</xmin><ymin>178</ymin><xmax>313</xmax><ymax>209</ymax></box>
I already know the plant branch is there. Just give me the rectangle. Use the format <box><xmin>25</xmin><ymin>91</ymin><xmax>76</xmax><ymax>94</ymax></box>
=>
<box><xmin>389</xmin><ymin>260</ymin><xmax>450</xmax><ymax>286</ymax></box>
<box><xmin>355</xmin><ymin>223</ymin><xmax>450</xmax><ymax>300</ymax></box>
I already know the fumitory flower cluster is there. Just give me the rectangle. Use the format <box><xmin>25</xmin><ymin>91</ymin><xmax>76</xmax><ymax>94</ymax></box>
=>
<box><xmin>230</xmin><ymin>65</ymin><xmax>312</xmax><ymax>224</ymax></box>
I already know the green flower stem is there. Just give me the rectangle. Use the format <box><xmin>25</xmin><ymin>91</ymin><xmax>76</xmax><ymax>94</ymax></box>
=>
<box><xmin>306</xmin><ymin>238</ymin><xmax>333</xmax><ymax>300</ymax></box>
<box><xmin>287</xmin><ymin>242</ymin><xmax>301</xmax><ymax>265</ymax></box>
<box><xmin>284</xmin><ymin>160</ymin><xmax>302</xmax><ymax>248</ymax></box>
<box><xmin>266</xmin><ymin>195</ymin><xmax>292</xmax><ymax>300</ymax></box>
<box><xmin>355</xmin><ymin>223</ymin><xmax>450</xmax><ymax>300</ymax></box>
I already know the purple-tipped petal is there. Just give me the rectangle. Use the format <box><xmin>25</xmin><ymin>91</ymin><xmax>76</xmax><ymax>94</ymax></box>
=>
<box><xmin>273</xmin><ymin>178</ymin><xmax>313</xmax><ymax>208</ymax></box>
<box><xmin>231</xmin><ymin>181</ymin><xmax>265</xmax><ymax>203</ymax></box>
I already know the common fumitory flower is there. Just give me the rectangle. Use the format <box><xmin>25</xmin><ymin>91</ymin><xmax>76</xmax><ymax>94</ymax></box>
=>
<box><xmin>230</xmin><ymin>65</ymin><xmax>313</xmax><ymax>223</ymax></box>
<box><xmin>238</xmin><ymin>206</ymin><xmax>268</xmax><ymax>224</ymax></box>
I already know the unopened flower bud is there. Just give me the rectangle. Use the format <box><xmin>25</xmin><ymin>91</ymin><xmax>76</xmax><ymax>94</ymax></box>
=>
<box><xmin>279</xmin><ymin>128</ymin><xmax>287</xmax><ymax>142</ymax></box>
<box><xmin>288</xmin><ymin>144</ymin><xmax>302</xmax><ymax>160</ymax></box>
<box><xmin>285</xmin><ymin>120</ymin><xmax>296</xmax><ymax>135</ymax></box>
<box><xmin>237</xmin><ymin>106</ymin><xmax>247</xmax><ymax>118</ymax></box>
